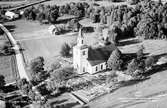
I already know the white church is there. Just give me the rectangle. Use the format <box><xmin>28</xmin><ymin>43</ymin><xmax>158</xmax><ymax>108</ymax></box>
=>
<box><xmin>73</xmin><ymin>28</ymin><xmax>116</xmax><ymax>74</ymax></box>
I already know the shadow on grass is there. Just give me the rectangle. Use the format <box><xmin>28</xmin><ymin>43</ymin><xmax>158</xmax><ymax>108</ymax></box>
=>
<box><xmin>118</xmin><ymin>38</ymin><xmax>141</xmax><ymax>46</ymax></box>
<box><xmin>4</xmin><ymin>25</ymin><xmax>16</xmax><ymax>32</ymax></box>
<box><xmin>143</xmin><ymin>53</ymin><xmax>167</xmax><ymax>77</ymax></box>
<box><xmin>50</xmin><ymin>99</ymin><xmax>68</xmax><ymax>107</ymax></box>
<box><xmin>55</xmin><ymin>30</ymin><xmax>72</xmax><ymax>35</ymax></box>
<box><xmin>152</xmin><ymin>53</ymin><xmax>167</xmax><ymax>63</ymax></box>
<box><xmin>121</xmin><ymin>53</ymin><xmax>149</xmax><ymax>70</ymax></box>
<box><xmin>144</xmin><ymin>63</ymin><xmax>167</xmax><ymax>77</ymax></box>
<box><xmin>119</xmin><ymin>77</ymin><xmax>150</xmax><ymax>88</ymax></box>
<box><xmin>55</xmin><ymin>102</ymin><xmax>79</xmax><ymax>108</ymax></box>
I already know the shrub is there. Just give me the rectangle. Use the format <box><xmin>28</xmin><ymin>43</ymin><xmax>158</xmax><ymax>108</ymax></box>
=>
<box><xmin>50</xmin><ymin>62</ymin><xmax>61</xmax><ymax>71</ymax></box>
<box><xmin>145</xmin><ymin>56</ymin><xmax>155</xmax><ymax>68</ymax></box>
<box><xmin>126</xmin><ymin>59</ymin><xmax>138</xmax><ymax>75</ymax></box>
<box><xmin>51</xmin><ymin>67</ymin><xmax>75</xmax><ymax>82</ymax></box>
<box><xmin>137</xmin><ymin>45</ymin><xmax>144</xmax><ymax>60</ymax></box>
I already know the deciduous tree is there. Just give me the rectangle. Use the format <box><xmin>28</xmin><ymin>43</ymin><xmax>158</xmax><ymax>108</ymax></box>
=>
<box><xmin>145</xmin><ymin>56</ymin><xmax>155</xmax><ymax>69</ymax></box>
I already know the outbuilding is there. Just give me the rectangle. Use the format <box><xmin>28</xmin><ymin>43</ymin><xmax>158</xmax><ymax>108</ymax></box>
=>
<box><xmin>5</xmin><ymin>11</ymin><xmax>19</xmax><ymax>20</ymax></box>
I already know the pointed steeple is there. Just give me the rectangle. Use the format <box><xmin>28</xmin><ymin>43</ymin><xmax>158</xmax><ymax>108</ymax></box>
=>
<box><xmin>78</xmin><ymin>28</ymin><xmax>84</xmax><ymax>39</ymax></box>
<box><xmin>77</xmin><ymin>28</ymin><xmax>84</xmax><ymax>46</ymax></box>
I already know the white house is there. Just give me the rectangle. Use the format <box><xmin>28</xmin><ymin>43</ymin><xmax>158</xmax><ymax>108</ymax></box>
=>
<box><xmin>73</xmin><ymin>28</ymin><xmax>116</xmax><ymax>74</ymax></box>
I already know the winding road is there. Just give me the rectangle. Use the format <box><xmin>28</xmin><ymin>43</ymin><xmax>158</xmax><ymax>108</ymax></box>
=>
<box><xmin>0</xmin><ymin>24</ymin><xmax>29</xmax><ymax>81</ymax></box>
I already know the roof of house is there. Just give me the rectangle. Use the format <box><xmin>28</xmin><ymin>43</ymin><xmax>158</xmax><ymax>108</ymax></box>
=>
<box><xmin>87</xmin><ymin>44</ymin><xmax>116</xmax><ymax>66</ymax></box>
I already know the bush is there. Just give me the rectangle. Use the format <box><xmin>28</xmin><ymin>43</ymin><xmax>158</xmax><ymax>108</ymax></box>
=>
<box><xmin>145</xmin><ymin>56</ymin><xmax>155</xmax><ymax>68</ymax></box>
<box><xmin>51</xmin><ymin>67</ymin><xmax>75</xmax><ymax>82</ymax></box>
<box><xmin>126</xmin><ymin>59</ymin><xmax>138</xmax><ymax>75</ymax></box>
<box><xmin>50</xmin><ymin>62</ymin><xmax>61</xmax><ymax>71</ymax></box>
<box><xmin>60</xmin><ymin>43</ymin><xmax>71</xmax><ymax>57</ymax></box>
<box><xmin>137</xmin><ymin>45</ymin><xmax>144</xmax><ymax>60</ymax></box>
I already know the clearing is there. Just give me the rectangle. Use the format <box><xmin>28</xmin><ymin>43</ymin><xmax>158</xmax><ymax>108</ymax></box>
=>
<box><xmin>5</xmin><ymin>19</ymin><xmax>98</xmax><ymax>64</ymax></box>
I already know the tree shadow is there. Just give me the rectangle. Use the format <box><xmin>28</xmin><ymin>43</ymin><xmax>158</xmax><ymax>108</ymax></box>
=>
<box><xmin>58</xmin><ymin>102</ymin><xmax>79</xmax><ymax>108</ymax></box>
<box><xmin>119</xmin><ymin>77</ymin><xmax>150</xmax><ymax>88</ymax></box>
<box><xmin>122</xmin><ymin>53</ymin><xmax>149</xmax><ymax>65</ymax></box>
<box><xmin>144</xmin><ymin>63</ymin><xmax>167</xmax><ymax>77</ymax></box>
<box><xmin>50</xmin><ymin>99</ymin><xmax>68</xmax><ymax>107</ymax></box>
<box><xmin>142</xmin><ymin>53</ymin><xmax>167</xmax><ymax>76</ymax></box>
<box><xmin>118</xmin><ymin>38</ymin><xmax>141</xmax><ymax>46</ymax></box>
<box><xmin>151</xmin><ymin>53</ymin><xmax>167</xmax><ymax>63</ymax></box>
<box><xmin>55</xmin><ymin>30</ymin><xmax>72</xmax><ymax>35</ymax></box>
<box><xmin>4</xmin><ymin>25</ymin><xmax>16</xmax><ymax>32</ymax></box>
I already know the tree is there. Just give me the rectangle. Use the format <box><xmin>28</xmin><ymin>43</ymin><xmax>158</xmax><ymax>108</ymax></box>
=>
<box><xmin>0</xmin><ymin>75</ymin><xmax>5</xmax><ymax>89</ymax></box>
<box><xmin>37</xmin><ymin>12</ymin><xmax>45</xmax><ymax>24</ymax></box>
<box><xmin>135</xmin><ymin>15</ymin><xmax>159</xmax><ymax>39</ymax></box>
<box><xmin>137</xmin><ymin>45</ymin><xmax>144</xmax><ymax>60</ymax></box>
<box><xmin>60</xmin><ymin>43</ymin><xmax>71</xmax><ymax>57</ymax></box>
<box><xmin>30</xmin><ymin>56</ymin><xmax>46</xmax><ymax>83</ymax></box>
<box><xmin>67</xmin><ymin>19</ymin><xmax>80</xmax><ymax>32</ymax></box>
<box><xmin>126</xmin><ymin>59</ymin><xmax>138</xmax><ymax>75</ymax></box>
<box><xmin>17</xmin><ymin>78</ymin><xmax>32</xmax><ymax>95</ymax></box>
<box><xmin>48</xmin><ymin>9</ymin><xmax>59</xmax><ymax>24</ymax></box>
<box><xmin>108</xmin><ymin>21</ymin><xmax>122</xmax><ymax>45</ymax></box>
<box><xmin>145</xmin><ymin>56</ymin><xmax>155</xmax><ymax>69</ymax></box>
<box><xmin>107</xmin><ymin>48</ymin><xmax>123</xmax><ymax>71</ymax></box>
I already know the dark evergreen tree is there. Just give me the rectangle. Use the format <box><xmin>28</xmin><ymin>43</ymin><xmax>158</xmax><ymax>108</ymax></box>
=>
<box><xmin>107</xmin><ymin>48</ymin><xmax>123</xmax><ymax>71</ymax></box>
<box><xmin>60</xmin><ymin>43</ymin><xmax>71</xmax><ymax>57</ymax></box>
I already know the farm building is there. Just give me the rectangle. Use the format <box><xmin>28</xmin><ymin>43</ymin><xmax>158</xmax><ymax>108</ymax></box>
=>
<box><xmin>5</xmin><ymin>11</ymin><xmax>19</xmax><ymax>20</ymax></box>
<box><xmin>73</xmin><ymin>28</ymin><xmax>116</xmax><ymax>74</ymax></box>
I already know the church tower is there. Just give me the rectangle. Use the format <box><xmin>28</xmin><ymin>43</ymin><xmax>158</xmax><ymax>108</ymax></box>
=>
<box><xmin>73</xmin><ymin>28</ymin><xmax>89</xmax><ymax>74</ymax></box>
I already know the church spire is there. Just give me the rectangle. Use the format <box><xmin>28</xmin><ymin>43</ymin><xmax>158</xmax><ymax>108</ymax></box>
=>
<box><xmin>77</xmin><ymin>28</ymin><xmax>84</xmax><ymax>46</ymax></box>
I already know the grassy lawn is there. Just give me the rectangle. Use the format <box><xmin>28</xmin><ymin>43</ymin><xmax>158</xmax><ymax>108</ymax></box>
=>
<box><xmin>0</xmin><ymin>55</ymin><xmax>18</xmax><ymax>84</ymax></box>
